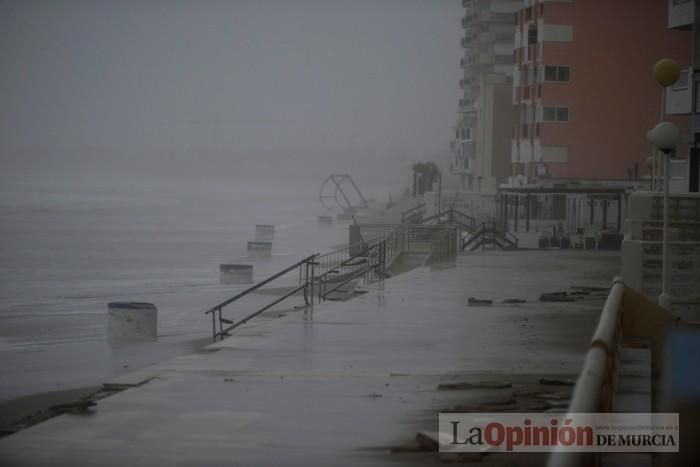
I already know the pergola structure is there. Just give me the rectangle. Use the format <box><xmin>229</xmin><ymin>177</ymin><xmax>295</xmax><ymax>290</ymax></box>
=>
<box><xmin>497</xmin><ymin>186</ymin><xmax>629</xmax><ymax>233</ymax></box>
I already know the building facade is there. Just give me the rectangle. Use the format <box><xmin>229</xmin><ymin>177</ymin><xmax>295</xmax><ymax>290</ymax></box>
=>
<box><xmin>451</xmin><ymin>0</ymin><xmax>522</xmax><ymax>193</ymax></box>
<box><xmin>511</xmin><ymin>0</ymin><xmax>692</xmax><ymax>185</ymax></box>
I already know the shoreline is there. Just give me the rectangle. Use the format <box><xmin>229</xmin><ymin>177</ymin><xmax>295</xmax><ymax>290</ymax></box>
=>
<box><xmin>0</xmin><ymin>385</ymin><xmax>102</xmax><ymax>437</ymax></box>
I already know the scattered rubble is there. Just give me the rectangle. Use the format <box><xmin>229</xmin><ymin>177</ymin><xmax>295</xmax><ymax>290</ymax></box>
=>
<box><xmin>468</xmin><ymin>297</ymin><xmax>493</xmax><ymax>306</ymax></box>
<box><xmin>539</xmin><ymin>292</ymin><xmax>575</xmax><ymax>302</ymax></box>
<box><xmin>538</xmin><ymin>377</ymin><xmax>576</xmax><ymax>386</ymax></box>
<box><xmin>438</xmin><ymin>381</ymin><xmax>512</xmax><ymax>390</ymax></box>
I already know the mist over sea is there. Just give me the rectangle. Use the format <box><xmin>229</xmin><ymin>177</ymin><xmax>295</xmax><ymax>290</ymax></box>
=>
<box><xmin>0</xmin><ymin>164</ymin><xmax>404</xmax><ymax>401</ymax></box>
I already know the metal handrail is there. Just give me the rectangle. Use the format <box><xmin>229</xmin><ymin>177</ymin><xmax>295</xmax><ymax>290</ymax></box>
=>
<box><xmin>462</xmin><ymin>221</ymin><xmax>519</xmax><ymax>250</ymax></box>
<box><xmin>205</xmin><ymin>254</ymin><xmax>319</xmax><ymax>342</ymax></box>
<box><xmin>401</xmin><ymin>202</ymin><xmax>426</xmax><ymax>223</ymax></box>
<box><xmin>547</xmin><ymin>277</ymin><xmax>625</xmax><ymax>467</ymax></box>
<box><xmin>204</xmin><ymin>254</ymin><xmax>317</xmax><ymax>316</ymax></box>
<box><xmin>205</xmin><ymin>224</ymin><xmax>461</xmax><ymax>342</ymax></box>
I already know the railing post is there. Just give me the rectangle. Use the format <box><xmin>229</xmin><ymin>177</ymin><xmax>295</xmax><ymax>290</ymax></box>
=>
<box><xmin>303</xmin><ymin>261</ymin><xmax>310</xmax><ymax>305</ymax></box>
<box><xmin>309</xmin><ymin>259</ymin><xmax>315</xmax><ymax>306</ymax></box>
<box><xmin>211</xmin><ymin>310</ymin><xmax>217</xmax><ymax>343</ymax></box>
<box><xmin>217</xmin><ymin>307</ymin><xmax>224</xmax><ymax>337</ymax></box>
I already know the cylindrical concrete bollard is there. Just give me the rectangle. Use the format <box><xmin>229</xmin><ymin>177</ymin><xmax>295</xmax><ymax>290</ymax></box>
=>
<box><xmin>108</xmin><ymin>302</ymin><xmax>157</xmax><ymax>341</ymax></box>
<box><xmin>255</xmin><ymin>224</ymin><xmax>275</xmax><ymax>242</ymax></box>
<box><xmin>220</xmin><ymin>264</ymin><xmax>254</xmax><ymax>284</ymax></box>
<box><xmin>247</xmin><ymin>241</ymin><xmax>272</xmax><ymax>254</ymax></box>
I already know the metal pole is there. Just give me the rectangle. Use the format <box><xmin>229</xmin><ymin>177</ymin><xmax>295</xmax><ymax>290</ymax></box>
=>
<box><xmin>602</xmin><ymin>200</ymin><xmax>608</xmax><ymax>230</ymax></box>
<box><xmin>514</xmin><ymin>195</ymin><xmax>519</xmax><ymax>232</ymax></box>
<box><xmin>660</xmin><ymin>151</ymin><xmax>672</xmax><ymax>309</ymax></box>
<box><xmin>437</xmin><ymin>172</ymin><xmax>442</xmax><ymax>214</ymax></box>
<box><xmin>525</xmin><ymin>193</ymin><xmax>531</xmax><ymax>232</ymax></box>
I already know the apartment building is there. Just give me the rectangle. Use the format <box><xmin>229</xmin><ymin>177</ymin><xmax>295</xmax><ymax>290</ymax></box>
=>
<box><xmin>451</xmin><ymin>0</ymin><xmax>522</xmax><ymax>193</ymax></box>
<box><xmin>667</xmin><ymin>0</ymin><xmax>700</xmax><ymax>192</ymax></box>
<box><xmin>511</xmin><ymin>0</ymin><xmax>691</xmax><ymax>184</ymax></box>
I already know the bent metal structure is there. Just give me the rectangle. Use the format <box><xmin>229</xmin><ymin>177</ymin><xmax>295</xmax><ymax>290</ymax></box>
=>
<box><xmin>319</xmin><ymin>174</ymin><xmax>369</xmax><ymax>211</ymax></box>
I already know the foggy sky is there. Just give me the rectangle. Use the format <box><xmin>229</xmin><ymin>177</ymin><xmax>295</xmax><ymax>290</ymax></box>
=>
<box><xmin>0</xmin><ymin>0</ymin><xmax>462</xmax><ymax>180</ymax></box>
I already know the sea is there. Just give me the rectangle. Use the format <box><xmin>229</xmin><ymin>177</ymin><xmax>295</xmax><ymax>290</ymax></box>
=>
<box><xmin>0</xmin><ymin>169</ymin><xmax>398</xmax><ymax>402</ymax></box>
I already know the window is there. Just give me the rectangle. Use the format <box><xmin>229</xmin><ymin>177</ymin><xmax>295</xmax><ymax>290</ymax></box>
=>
<box><xmin>523</xmin><ymin>86</ymin><xmax>530</xmax><ymax>99</ymax></box>
<box><xmin>543</xmin><ymin>65</ymin><xmax>571</xmax><ymax>82</ymax></box>
<box><xmin>541</xmin><ymin>24</ymin><xmax>574</xmax><ymax>42</ymax></box>
<box><xmin>556</xmin><ymin>107</ymin><xmax>569</xmax><ymax>121</ymax></box>
<box><xmin>528</xmin><ymin>28</ymin><xmax>538</xmax><ymax>45</ymax></box>
<box><xmin>537</xmin><ymin>84</ymin><xmax>542</xmax><ymax>97</ymax></box>
<box><xmin>536</xmin><ymin>123</ymin><xmax>541</xmax><ymax>138</ymax></box>
<box><xmin>514</xmin><ymin>12</ymin><xmax>519</xmax><ymax>25</ymax></box>
<box><xmin>522</xmin><ymin>124</ymin><xmax>529</xmax><ymax>138</ymax></box>
<box><xmin>526</xmin><ymin>7</ymin><xmax>532</xmax><ymax>20</ymax></box>
<box><xmin>541</xmin><ymin>106</ymin><xmax>570</xmax><ymax>122</ymax></box>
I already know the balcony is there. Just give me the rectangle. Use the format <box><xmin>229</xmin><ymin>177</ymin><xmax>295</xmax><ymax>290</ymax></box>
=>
<box><xmin>459</xmin><ymin>101</ymin><xmax>477</xmax><ymax>114</ymax></box>
<box><xmin>461</xmin><ymin>34</ymin><xmax>477</xmax><ymax>48</ymax></box>
<box><xmin>669</xmin><ymin>0</ymin><xmax>694</xmax><ymax>30</ymax></box>
<box><xmin>463</xmin><ymin>11</ymin><xmax>512</xmax><ymax>28</ymax></box>
<box><xmin>460</xmin><ymin>78</ymin><xmax>479</xmax><ymax>90</ymax></box>
<box><xmin>666</xmin><ymin>68</ymin><xmax>691</xmax><ymax>115</ymax></box>
<box><xmin>455</xmin><ymin>126</ymin><xmax>474</xmax><ymax>143</ymax></box>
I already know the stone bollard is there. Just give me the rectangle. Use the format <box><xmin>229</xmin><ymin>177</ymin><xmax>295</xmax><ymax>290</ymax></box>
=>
<box><xmin>107</xmin><ymin>302</ymin><xmax>157</xmax><ymax>341</ymax></box>
<box><xmin>255</xmin><ymin>224</ymin><xmax>275</xmax><ymax>242</ymax></box>
<box><xmin>220</xmin><ymin>264</ymin><xmax>254</xmax><ymax>284</ymax></box>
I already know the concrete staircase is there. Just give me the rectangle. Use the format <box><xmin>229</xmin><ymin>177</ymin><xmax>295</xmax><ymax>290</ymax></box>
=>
<box><xmin>386</xmin><ymin>251</ymin><xmax>429</xmax><ymax>276</ymax></box>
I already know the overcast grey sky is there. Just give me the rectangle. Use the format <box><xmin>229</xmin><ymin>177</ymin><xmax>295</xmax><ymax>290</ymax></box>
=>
<box><xmin>1</xmin><ymin>0</ymin><xmax>462</xmax><ymax>180</ymax></box>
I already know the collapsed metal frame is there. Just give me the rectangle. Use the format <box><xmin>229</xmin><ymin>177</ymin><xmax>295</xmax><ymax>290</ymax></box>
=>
<box><xmin>319</xmin><ymin>174</ymin><xmax>369</xmax><ymax>211</ymax></box>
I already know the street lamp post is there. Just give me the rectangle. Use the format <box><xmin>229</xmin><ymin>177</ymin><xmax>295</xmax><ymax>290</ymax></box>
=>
<box><xmin>650</xmin><ymin>59</ymin><xmax>681</xmax><ymax>310</ymax></box>
<box><xmin>648</xmin><ymin>121</ymin><xmax>682</xmax><ymax>309</ymax></box>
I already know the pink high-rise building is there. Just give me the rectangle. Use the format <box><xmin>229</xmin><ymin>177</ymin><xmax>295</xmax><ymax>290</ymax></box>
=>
<box><xmin>511</xmin><ymin>0</ymin><xmax>692</xmax><ymax>183</ymax></box>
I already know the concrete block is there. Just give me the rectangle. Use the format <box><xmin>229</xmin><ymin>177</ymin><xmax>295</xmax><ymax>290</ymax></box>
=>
<box><xmin>108</xmin><ymin>302</ymin><xmax>157</xmax><ymax>341</ymax></box>
<box><xmin>219</xmin><ymin>264</ymin><xmax>253</xmax><ymax>285</ymax></box>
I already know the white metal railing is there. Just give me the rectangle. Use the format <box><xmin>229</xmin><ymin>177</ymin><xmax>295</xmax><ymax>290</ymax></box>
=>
<box><xmin>547</xmin><ymin>277</ymin><xmax>625</xmax><ymax>467</ymax></box>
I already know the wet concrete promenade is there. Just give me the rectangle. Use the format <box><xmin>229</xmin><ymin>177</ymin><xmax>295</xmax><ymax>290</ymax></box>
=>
<box><xmin>0</xmin><ymin>250</ymin><xmax>619</xmax><ymax>466</ymax></box>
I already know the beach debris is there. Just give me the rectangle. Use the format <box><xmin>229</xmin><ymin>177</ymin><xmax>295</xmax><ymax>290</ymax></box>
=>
<box><xmin>389</xmin><ymin>442</ymin><xmax>424</xmax><ymax>453</ymax></box>
<box><xmin>438</xmin><ymin>381</ymin><xmax>512</xmax><ymax>390</ymax></box>
<box><xmin>223</xmin><ymin>378</ymin><xmax>236</xmax><ymax>383</ymax></box>
<box><xmin>539</xmin><ymin>377</ymin><xmax>576</xmax><ymax>386</ymax></box>
<box><xmin>438</xmin><ymin>452</ymin><xmax>484</xmax><ymax>463</ymax></box>
<box><xmin>415</xmin><ymin>431</ymin><xmax>440</xmax><ymax>451</ymax></box>
<box><xmin>468</xmin><ymin>297</ymin><xmax>493</xmax><ymax>306</ymax></box>
<box><xmin>531</xmin><ymin>391</ymin><xmax>571</xmax><ymax>401</ymax></box>
<box><xmin>361</xmin><ymin>393</ymin><xmax>383</xmax><ymax>398</ymax></box>
<box><xmin>518</xmin><ymin>400</ymin><xmax>554</xmax><ymax>411</ymax></box>
<box><xmin>570</xmin><ymin>286</ymin><xmax>608</xmax><ymax>292</ymax></box>
<box><xmin>502</xmin><ymin>298</ymin><xmax>527</xmax><ymax>304</ymax></box>
<box><xmin>539</xmin><ymin>292</ymin><xmax>575</xmax><ymax>302</ymax></box>
<box><xmin>49</xmin><ymin>400</ymin><xmax>96</xmax><ymax>414</ymax></box>
<box><xmin>544</xmin><ymin>400</ymin><xmax>571</xmax><ymax>409</ymax></box>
